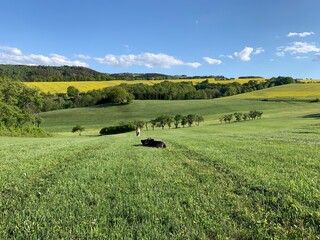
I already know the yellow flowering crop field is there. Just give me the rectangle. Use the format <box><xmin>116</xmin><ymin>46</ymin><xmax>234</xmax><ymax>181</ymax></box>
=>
<box><xmin>24</xmin><ymin>78</ymin><xmax>265</xmax><ymax>94</ymax></box>
<box><xmin>234</xmin><ymin>83</ymin><xmax>320</xmax><ymax>99</ymax></box>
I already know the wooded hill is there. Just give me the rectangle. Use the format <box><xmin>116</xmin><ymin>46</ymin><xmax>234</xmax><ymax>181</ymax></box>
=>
<box><xmin>0</xmin><ymin>64</ymin><xmax>228</xmax><ymax>82</ymax></box>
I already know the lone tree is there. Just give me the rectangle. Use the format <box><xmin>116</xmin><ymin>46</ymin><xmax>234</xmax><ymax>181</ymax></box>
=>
<box><xmin>72</xmin><ymin>125</ymin><xmax>85</xmax><ymax>136</ymax></box>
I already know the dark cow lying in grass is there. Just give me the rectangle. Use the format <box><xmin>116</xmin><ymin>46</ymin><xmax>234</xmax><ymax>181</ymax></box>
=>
<box><xmin>141</xmin><ymin>138</ymin><xmax>166</xmax><ymax>148</ymax></box>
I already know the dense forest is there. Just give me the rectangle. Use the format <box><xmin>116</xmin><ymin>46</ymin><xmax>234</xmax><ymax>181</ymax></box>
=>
<box><xmin>0</xmin><ymin>64</ymin><xmax>229</xmax><ymax>82</ymax></box>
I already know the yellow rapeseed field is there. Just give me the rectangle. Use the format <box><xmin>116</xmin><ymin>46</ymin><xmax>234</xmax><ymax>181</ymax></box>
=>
<box><xmin>24</xmin><ymin>78</ymin><xmax>265</xmax><ymax>94</ymax></box>
<box><xmin>234</xmin><ymin>83</ymin><xmax>320</xmax><ymax>99</ymax></box>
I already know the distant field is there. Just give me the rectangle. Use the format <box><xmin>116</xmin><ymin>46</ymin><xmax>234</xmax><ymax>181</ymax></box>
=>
<box><xmin>234</xmin><ymin>83</ymin><xmax>320</xmax><ymax>100</ymax></box>
<box><xmin>298</xmin><ymin>79</ymin><xmax>320</xmax><ymax>83</ymax></box>
<box><xmin>1</xmin><ymin>98</ymin><xmax>320</xmax><ymax>239</ymax></box>
<box><xmin>24</xmin><ymin>78</ymin><xmax>265</xmax><ymax>93</ymax></box>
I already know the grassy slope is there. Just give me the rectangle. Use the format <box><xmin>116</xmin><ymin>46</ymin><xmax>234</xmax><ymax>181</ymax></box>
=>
<box><xmin>1</xmin><ymin>95</ymin><xmax>320</xmax><ymax>239</ymax></box>
<box><xmin>41</xmin><ymin>97</ymin><xmax>319</xmax><ymax>134</ymax></box>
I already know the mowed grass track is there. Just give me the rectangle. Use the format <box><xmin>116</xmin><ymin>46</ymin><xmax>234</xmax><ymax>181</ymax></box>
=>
<box><xmin>1</xmin><ymin>98</ymin><xmax>320</xmax><ymax>238</ymax></box>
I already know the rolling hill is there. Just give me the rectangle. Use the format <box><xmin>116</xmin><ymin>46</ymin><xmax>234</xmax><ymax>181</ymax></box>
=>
<box><xmin>1</xmin><ymin>95</ymin><xmax>320</xmax><ymax>238</ymax></box>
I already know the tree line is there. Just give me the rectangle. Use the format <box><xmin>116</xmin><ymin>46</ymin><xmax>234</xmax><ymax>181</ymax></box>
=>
<box><xmin>219</xmin><ymin>110</ymin><xmax>263</xmax><ymax>124</ymax></box>
<box><xmin>133</xmin><ymin>114</ymin><xmax>204</xmax><ymax>131</ymax></box>
<box><xmin>0</xmin><ymin>64</ymin><xmax>229</xmax><ymax>82</ymax></box>
<box><xmin>122</xmin><ymin>77</ymin><xmax>295</xmax><ymax>100</ymax></box>
<box><xmin>39</xmin><ymin>76</ymin><xmax>296</xmax><ymax>112</ymax></box>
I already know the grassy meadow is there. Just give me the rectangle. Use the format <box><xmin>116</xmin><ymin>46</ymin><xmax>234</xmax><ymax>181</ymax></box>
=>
<box><xmin>1</xmin><ymin>90</ymin><xmax>320</xmax><ymax>238</ymax></box>
<box><xmin>24</xmin><ymin>78</ymin><xmax>265</xmax><ymax>94</ymax></box>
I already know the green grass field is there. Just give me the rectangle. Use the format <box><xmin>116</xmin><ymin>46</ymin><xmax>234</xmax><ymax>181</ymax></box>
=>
<box><xmin>1</xmin><ymin>91</ymin><xmax>320</xmax><ymax>238</ymax></box>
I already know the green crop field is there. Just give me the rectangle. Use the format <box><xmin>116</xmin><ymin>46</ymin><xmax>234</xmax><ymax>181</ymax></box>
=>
<box><xmin>1</xmin><ymin>92</ymin><xmax>320</xmax><ymax>238</ymax></box>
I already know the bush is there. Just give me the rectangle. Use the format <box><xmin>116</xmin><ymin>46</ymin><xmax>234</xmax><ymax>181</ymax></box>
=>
<box><xmin>0</xmin><ymin>126</ymin><xmax>51</xmax><ymax>137</ymax></box>
<box><xmin>99</xmin><ymin>124</ymin><xmax>135</xmax><ymax>135</ymax></box>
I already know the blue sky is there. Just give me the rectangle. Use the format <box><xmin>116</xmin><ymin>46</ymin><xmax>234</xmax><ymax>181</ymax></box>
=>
<box><xmin>1</xmin><ymin>0</ymin><xmax>319</xmax><ymax>78</ymax></box>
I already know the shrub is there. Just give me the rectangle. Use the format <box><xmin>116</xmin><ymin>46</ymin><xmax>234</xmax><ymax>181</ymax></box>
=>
<box><xmin>0</xmin><ymin>125</ymin><xmax>51</xmax><ymax>137</ymax></box>
<box><xmin>99</xmin><ymin>123</ymin><xmax>135</xmax><ymax>135</ymax></box>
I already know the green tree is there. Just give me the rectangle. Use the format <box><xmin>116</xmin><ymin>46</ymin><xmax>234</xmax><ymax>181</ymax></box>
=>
<box><xmin>195</xmin><ymin>115</ymin><xmax>204</xmax><ymax>126</ymax></box>
<box><xmin>33</xmin><ymin>115</ymin><xmax>44</xmax><ymax>128</ymax></box>
<box><xmin>223</xmin><ymin>114</ymin><xmax>233</xmax><ymax>123</ymax></box>
<box><xmin>234</xmin><ymin>112</ymin><xmax>243</xmax><ymax>122</ymax></box>
<box><xmin>181</xmin><ymin>116</ymin><xmax>188</xmax><ymax>128</ymax></box>
<box><xmin>219</xmin><ymin>116</ymin><xmax>224</xmax><ymax>124</ymax></box>
<box><xmin>150</xmin><ymin>119</ymin><xmax>157</xmax><ymax>130</ymax></box>
<box><xmin>133</xmin><ymin>120</ymin><xmax>145</xmax><ymax>129</ymax></box>
<box><xmin>242</xmin><ymin>113</ymin><xmax>249</xmax><ymax>121</ymax></box>
<box><xmin>187</xmin><ymin>114</ymin><xmax>196</xmax><ymax>127</ymax></box>
<box><xmin>156</xmin><ymin>115</ymin><xmax>170</xmax><ymax>130</ymax></box>
<box><xmin>105</xmin><ymin>86</ymin><xmax>133</xmax><ymax>104</ymax></box>
<box><xmin>67</xmin><ymin>86</ymin><xmax>80</xmax><ymax>99</ymax></box>
<box><xmin>72</xmin><ymin>125</ymin><xmax>85</xmax><ymax>136</ymax></box>
<box><xmin>174</xmin><ymin>114</ymin><xmax>183</xmax><ymax>128</ymax></box>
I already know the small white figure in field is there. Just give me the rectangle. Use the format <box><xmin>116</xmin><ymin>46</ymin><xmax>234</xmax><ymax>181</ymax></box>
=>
<box><xmin>136</xmin><ymin>127</ymin><xmax>141</xmax><ymax>137</ymax></box>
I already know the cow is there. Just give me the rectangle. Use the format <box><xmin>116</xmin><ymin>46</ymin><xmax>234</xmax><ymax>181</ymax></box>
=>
<box><xmin>141</xmin><ymin>138</ymin><xmax>166</xmax><ymax>148</ymax></box>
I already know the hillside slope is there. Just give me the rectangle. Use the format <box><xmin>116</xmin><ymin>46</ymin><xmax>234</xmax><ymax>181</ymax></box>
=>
<box><xmin>2</xmin><ymin>98</ymin><xmax>320</xmax><ymax>239</ymax></box>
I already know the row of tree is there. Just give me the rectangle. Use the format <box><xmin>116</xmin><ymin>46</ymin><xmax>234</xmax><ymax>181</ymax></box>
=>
<box><xmin>72</xmin><ymin>114</ymin><xmax>205</xmax><ymax>136</ymax></box>
<box><xmin>122</xmin><ymin>77</ymin><xmax>295</xmax><ymax>100</ymax></box>
<box><xmin>41</xmin><ymin>85</ymin><xmax>133</xmax><ymax>111</ymax></box>
<box><xmin>39</xmin><ymin>76</ymin><xmax>296</xmax><ymax>112</ymax></box>
<box><xmin>219</xmin><ymin>110</ymin><xmax>263</xmax><ymax>124</ymax></box>
<box><xmin>133</xmin><ymin>114</ymin><xmax>204</xmax><ymax>131</ymax></box>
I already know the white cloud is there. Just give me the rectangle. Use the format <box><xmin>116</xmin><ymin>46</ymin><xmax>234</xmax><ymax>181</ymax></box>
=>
<box><xmin>0</xmin><ymin>46</ymin><xmax>22</xmax><ymax>55</ymax></box>
<box><xmin>219</xmin><ymin>54</ymin><xmax>234</xmax><ymax>59</ymax></box>
<box><xmin>277</xmin><ymin>42</ymin><xmax>320</xmax><ymax>56</ymax></box>
<box><xmin>76</xmin><ymin>54</ymin><xmax>91</xmax><ymax>60</ymax></box>
<box><xmin>94</xmin><ymin>53</ymin><xmax>201</xmax><ymax>68</ymax></box>
<box><xmin>276</xmin><ymin>51</ymin><xmax>285</xmax><ymax>57</ymax></box>
<box><xmin>234</xmin><ymin>47</ymin><xmax>254</xmax><ymax>61</ymax></box>
<box><xmin>203</xmin><ymin>57</ymin><xmax>222</xmax><ymax>65</ymax></box>
<box><xmin>0</xmin><ymin>45</ymin><xmax>88</xmax><ymax>67</ymax></box>
<box><xmin>253</xmin><ymin>47</ymin><xmax>265</xmax><ymax>55</ymax></box>
<box><xmin>295</xmin><ymin>56</ymin><xmax>308</xmax><ymax>59</ymax></box>
<box><xmin>287</xmin><ymin>31</ymin><xmax>315</xmax><ymax>37</ymax></box>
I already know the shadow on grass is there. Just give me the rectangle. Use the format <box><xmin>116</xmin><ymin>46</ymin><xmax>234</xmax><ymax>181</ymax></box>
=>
<box><xmin>295</xmin><ymin>131</ymin><xmax>316</xmax><ymax>134</ymax></box>
<box><xmin>88</xmin><ymin>103</ymin><xmax>130</xmax><ymax>109</ymax></box>
<box><xmin>303</xmin><ymin>113</ymin><xmax>320</xmax><ymax>119</ymax></box>
<box><xmin>132</xmin><ymin>144</ymin><xmax>144</xmax><ymax>147</ymax></box>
